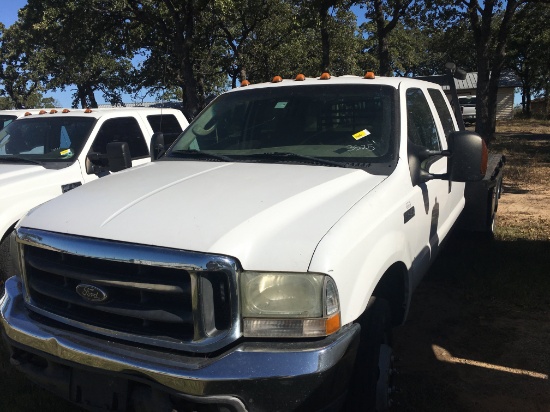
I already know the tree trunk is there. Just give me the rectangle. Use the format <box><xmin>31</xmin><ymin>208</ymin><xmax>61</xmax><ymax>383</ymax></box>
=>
<box><xmin>374</xmin><ymin>0</ymin><xmax>390</xmax><ymax>76</ymax></box>
<box><xmin>469</xmin><ymin>0</ymin><xmax>520</xmax><ymax>144</ymax></box>
<box><xmin>76</xmin><ymin>84</ymin><xmax>87</xmax><ymax>109</ymax></box>
<box><xmin>318</xmin><ymin>4</ymin><xmax>331</xmax><ymax>72</ymax></box>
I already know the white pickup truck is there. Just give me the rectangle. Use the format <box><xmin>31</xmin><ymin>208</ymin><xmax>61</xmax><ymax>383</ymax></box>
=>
<box><xmin>0</xmin><ymin>107</ymin><xmax>189</xmax><ymax>280</ymax></box>
<box><xmin>1</xmin><ymin>71</ymin><xmax>502</xmax><ymax>411</ymax></box>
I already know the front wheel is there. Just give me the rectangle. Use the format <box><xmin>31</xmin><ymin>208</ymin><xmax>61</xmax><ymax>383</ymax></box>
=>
<box><xmin>346</xmin><ymin>297</ymin><xmax>395</xmax><ymax>411</ymax></box>
<box><xmin>0</xmin><ymin>234</ymin><xmax>15</xmax><ymax>284</ymax></box>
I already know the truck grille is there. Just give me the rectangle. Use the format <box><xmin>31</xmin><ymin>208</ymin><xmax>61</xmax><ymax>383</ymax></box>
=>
<box><xmin>17</xmin><ymin>228</ymin><xmax>241</xmax><ymax>353</ymax></box>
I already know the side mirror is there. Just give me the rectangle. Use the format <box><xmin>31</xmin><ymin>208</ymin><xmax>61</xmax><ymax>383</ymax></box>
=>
<box><xmin>106</xmin><ymin>141</ymin><xmax>132</xmax><ymax>172</ymax></box>
<box><xmin>85</xmin><ymin>151</ymin><xmax>107</xmax><ymax>175</ymax></box>
<box><xmin>447</xmin><ymin>131</ymin><xmax>488</xmax><ymax>182</ymax></box>
<box><xmin>150</xmin><ymin>132</ymin><xmax>165</xmax><ymax>161</ymax></box>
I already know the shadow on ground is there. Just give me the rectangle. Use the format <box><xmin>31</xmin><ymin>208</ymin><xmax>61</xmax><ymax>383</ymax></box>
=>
<box><xmin>392</xmin><ymin>232</ymin><xmax>550</xmax><ymax>411</ymax></box>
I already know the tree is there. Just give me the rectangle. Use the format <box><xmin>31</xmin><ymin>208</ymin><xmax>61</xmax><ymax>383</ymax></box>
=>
<box><xmin>212</xmin><ymin>0</ymin><xmax>276</xmax><ymax>87</ymax></box>
<box><xmin>507</xmin><ymin>2</ymin><xmax>550</xmax><ymax>117</ymax></box>
<box><xmin>18</xmin><ymin>0</ymin><xmax>134</xmax><ymax>108</ymax></box>
<box><xmin>462</xmin><ymin>0</ymin><xmax>524</xmax><ymax>141</ymax></box>
<box><xmin>0</xmin><ymin>22</ymin><xmax>47</xmax><ymax>108</ymax></box>
<box><xmin>293</xmin><ymin>0</ymin><xmax>358</xmax><ymax>73</ymax></box>
<box><xmin>120</xmin><ymin>0</ymin><xmax>228</xmax><ymax>119</ymax></box>
<box><xmin>356</xmin><ymin>0</ymin><xmax>415</xmax><ymax>76</ymax></box>
<box><xmin>413</xmin><ymin>0</ymin><xmax>525</xmax><ymax>141</ymax></box>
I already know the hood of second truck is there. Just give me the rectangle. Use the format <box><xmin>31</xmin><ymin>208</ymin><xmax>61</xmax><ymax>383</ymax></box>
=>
<box><xmin>21</xmin><ymin>161</ymin><xmax>385</xmax><ymax>272</ymax></box>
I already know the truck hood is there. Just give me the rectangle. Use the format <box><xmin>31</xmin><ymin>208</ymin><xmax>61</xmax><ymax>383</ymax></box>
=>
<box><xmin>0</xmin><ymin>163</ymin><xmax>49</xmax><ymax>192</ymax></box>
<box><xmin>21</xmin><ymin>161</ymin><xmax>386</xmax><ymax>272</ymax></box>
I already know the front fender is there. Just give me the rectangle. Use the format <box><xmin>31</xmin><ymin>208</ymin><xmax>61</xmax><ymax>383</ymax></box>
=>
<box><xmin>309</xmin><ymin>192</ymin><xmax>414</xmax><ymax>326</ymax></box>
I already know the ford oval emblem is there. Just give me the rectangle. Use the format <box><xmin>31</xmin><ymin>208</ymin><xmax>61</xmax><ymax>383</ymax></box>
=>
<box><xmin>75</xmin><ymin>284</ymin><xmax>108</xmax><ymax>303</ymax></box>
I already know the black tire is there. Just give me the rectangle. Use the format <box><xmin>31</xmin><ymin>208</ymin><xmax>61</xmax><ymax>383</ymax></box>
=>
<box><xmin>346</xmin><ymin>297</ymin><xmax>394</xmax><ymax>411</ymax></box>
<box><xmin>485</xmin><ymin>178</ymin><xmax>503</xmax><ymax>239</ymax></box>
<box><xmin>0</xmin><ymin>234</ymin><xmax>15</xmax><ymax>283</ymax></box>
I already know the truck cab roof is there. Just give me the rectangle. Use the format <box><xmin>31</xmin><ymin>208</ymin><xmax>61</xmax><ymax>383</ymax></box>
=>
<box><xmin>230</xmin><ymin>74</ymin><xmax>438</xmax><ymax>92</ymax></box>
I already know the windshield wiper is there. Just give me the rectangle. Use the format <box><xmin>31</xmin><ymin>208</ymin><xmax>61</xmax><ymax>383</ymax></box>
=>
<box><xmin>250</xmin><ymin>152</ymin><xmax>348</xmax><ymax>168</ymax></box>
<box><xmin>0</xmin><ymin>156</ymin><xmax>44</xmax><ymax>166</ymax></box>
<box><xmin>169</xmin><ymin>150</ymin><xmax>234</xmax><ymax>162</ymax></box>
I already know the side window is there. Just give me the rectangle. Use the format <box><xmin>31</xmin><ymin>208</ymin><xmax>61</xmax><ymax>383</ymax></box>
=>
<box><xmin>91</xmin><ymin>117</ymin><xmax>149</xmax><ymax>159</ymax></box>
<box><xmin>146</xmin><ymin>114</ymin><xmax>184</xmax><ymax>147</ymax></box>
<box><xmin>428</xmin><ymin>89</ymin><xmax>456</xmax><ymax>138</ymax></box>
<box><xmin>406</xmin><ymin>88</ymin><xmax>441</xmax><ymax>151</ymax></box>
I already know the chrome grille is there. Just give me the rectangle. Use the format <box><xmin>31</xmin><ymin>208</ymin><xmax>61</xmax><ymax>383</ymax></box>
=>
<box><xmin>17</xmin><ymin>228</ymin><xmax>241</xmax><ymax>353</ymax></box>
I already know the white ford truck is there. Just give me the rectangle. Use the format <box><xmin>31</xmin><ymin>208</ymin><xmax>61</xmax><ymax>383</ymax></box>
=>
<box><xmin>1</xmin><ymin>70</ymin><xmax>503</xmax><ymax>411</ymax></box>
<box><xmin>0</xmin><ymin>108</ymin><xmax>189</xmax><ymax>280</ymax></box>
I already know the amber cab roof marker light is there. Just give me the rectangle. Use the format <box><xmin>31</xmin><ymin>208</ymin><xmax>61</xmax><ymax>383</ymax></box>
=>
<box><xmin>295</xmin><ymin>74</ymin><xmax>306</xmax><ymax>81</ymax></box>
<box><xmin>62</xmin><ymin>109</ymin><xmax>70</xmax><ymax>113</ymax></box>
<box><xmin>272</xmin><ymin>76</ymin><xmax>283</xmax><ymax>83</ymax></box>
<box><xmin>39</xmin><ymin>110</ymin><xmax>47</xmax><ymax>115</ymax></box>
<box><xmin>241</xmin><ymin>80</ymin><xmax>251</xmax><ymax>87</ymax></box>
<box><xmin>320</xmin><ymin>72</ymin><xmax>331</xmax><ymax>80</ymax></box>
<box><xmin>24</xmin><ymin>112</ymin><xmax>32</xmax><ymax>117</ymax></box>
<box><xmin>50</xmin><ymin>109</ymin><xmax>58</xmax><ymax>114</ymax></box>
<box><xmin>364</xmin><ymin>71</ymin><xmax>376</xmax><ymax>79</ymax></box>
<box><xmin>84</xmin><ymin>107</ymin><xmax>93</xmax><ymax>113</ymax></box>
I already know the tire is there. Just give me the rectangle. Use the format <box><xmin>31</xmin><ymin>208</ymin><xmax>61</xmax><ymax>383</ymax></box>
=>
<box><xmin>485</xmin><ymin>178</ymin><xmax>503</xmax><ymax>239</ymax></box>
<box><xmin>346</xmin><ymin>297</ymin><xmax>394</xmax><ymax>411</ymax></box>
<box><xmin>0</xmin><ymin>234</ymin><xmax>15</xmax><ymax>283</ymax></box>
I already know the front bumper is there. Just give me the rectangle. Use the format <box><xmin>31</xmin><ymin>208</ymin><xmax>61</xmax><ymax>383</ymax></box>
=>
<box><xmin>1</xmin><ymin>276</ymin><xmax>360</xmax><ymax>412</ymax></box>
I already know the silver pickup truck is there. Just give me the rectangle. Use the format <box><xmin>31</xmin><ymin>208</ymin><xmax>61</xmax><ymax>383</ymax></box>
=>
<box><xmin>458</xmin><ymin>95</ymin><xmax>476</xmax><ymax>124</ymax></box>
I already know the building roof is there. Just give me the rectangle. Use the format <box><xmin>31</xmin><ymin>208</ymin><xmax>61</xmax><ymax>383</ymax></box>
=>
<box><xmin>455</xmin><ymin>72</ymin><xmax>521</xmax><ymax>90</ymax></box>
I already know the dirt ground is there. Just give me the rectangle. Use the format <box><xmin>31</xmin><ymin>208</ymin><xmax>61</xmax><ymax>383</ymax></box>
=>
<box><xmin>391</xmin><ymin>126</ymin><xmax>550</xmax><ymax>411</ymax></box>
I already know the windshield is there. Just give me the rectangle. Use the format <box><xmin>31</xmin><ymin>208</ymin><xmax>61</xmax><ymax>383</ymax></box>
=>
<box><xmin>0</xmin><ymin>115</ymin><xmax>17</xmax><ymax>130</ymax></box>
<box><xmin>0</xmin><ymin>116</ymin><xmax>96</xmax><ymax>163</ymax></box>
<box><xmin>459</xmin><ymin>96</ymin><xmax>476</xmax><ymax>105</ymax></box>
<box><xmin>167</xmin><ymin>84</ymin><xmax>397</xmax><ymax>169</ymax></box>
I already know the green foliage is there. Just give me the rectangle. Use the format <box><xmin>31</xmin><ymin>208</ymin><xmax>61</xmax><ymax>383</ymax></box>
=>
<box><xmin>0</xmin><ymin>21</ymin><xmax>47</xmax><ymax>109</ymax></box>
<box><xmin>16</xmin><ymin>0</ymin><xmax>134</xmax><ymax>108</ymax></box>
<box><xmin>0</xmin><ymin>0</ymin><xmax>538</xmax><ymax>119</ymax></box>
<box><xmin>507</xmin><ymin>2</ymin><xmax>550</xmax><ymax>115</ymax></box>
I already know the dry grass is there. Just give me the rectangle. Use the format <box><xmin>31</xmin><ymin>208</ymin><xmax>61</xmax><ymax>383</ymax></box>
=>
<box><xmin>497</xmin><ymin>118</ymin><xmax>550</xmax><ymax>134</ymax></box>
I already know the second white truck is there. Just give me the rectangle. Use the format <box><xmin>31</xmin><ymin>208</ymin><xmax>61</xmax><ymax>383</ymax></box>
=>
<box><xmin>0</xmin><ymin>107</ymin><xmax>188</xmax><ymax>279</ymax></box>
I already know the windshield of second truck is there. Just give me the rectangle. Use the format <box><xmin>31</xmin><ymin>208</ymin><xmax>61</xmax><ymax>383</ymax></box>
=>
<box><xmin>0</xmin><ymin>117</ymin><xmax>96</xmax><ymax>164</ymax></box>
<box><xmin>167</xmin><ymin>84</ymin><xmax>397</xmax><ymax>168</ymax></box>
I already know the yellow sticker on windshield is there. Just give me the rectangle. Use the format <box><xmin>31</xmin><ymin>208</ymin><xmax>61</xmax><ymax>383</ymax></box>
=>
<box><xmin>352</xmin><ymin>129</ymin><xmax>371</xmax><ymax>140</ymax></box>
<box><xmin>60</xmin><ymin>148</ymin><xmax>74</xmax><ymax>158</ymax></box>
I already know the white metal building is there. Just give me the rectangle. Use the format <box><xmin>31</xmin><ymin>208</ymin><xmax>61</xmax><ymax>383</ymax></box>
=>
<box><xmin>454</xmin><ymin>72</ymin><xmax>520</xmax><ymax>120</ymax></box>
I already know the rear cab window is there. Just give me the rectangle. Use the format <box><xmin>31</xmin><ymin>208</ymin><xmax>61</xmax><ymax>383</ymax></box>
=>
<box><xmin>146</xmin><ymin>114</ymin><xmax>185</xmax><ymax>148</ymax></box>
<box><xmin>90</xmin><ymin>117</ymin><xmax>149</xmax><ymax>160</ymax></box>
<box><xmin>406</xmin><ymin>88</ymin><xmax>442</xmax><ymax>151</ymax></box>
<box><xmin>428</xmin><ymin>89</ymin><xmax>457</xmax><ymax>138</ymax></box>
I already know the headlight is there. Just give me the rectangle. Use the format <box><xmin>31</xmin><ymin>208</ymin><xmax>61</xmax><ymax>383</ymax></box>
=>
<box><xmin>241</xmin><ymin>271</ymin><xmax>340</xmax><ymax>338</ymax></box>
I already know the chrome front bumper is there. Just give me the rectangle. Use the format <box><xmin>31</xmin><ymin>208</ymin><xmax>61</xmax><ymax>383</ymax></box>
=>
<box><xmin>1</xmin><ymin>276</ymin><xmax>360</xmax><ymax>411</ymax></box>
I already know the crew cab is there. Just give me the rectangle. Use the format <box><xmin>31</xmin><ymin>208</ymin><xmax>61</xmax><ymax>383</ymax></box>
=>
<box><xmin>0</xmin><ymin>107</ymin><xmax>189</xmax><ymax>280</ymax></box>
<box><xmin>1</xmin><ymin>71</ymin><xmax>499</xmax><ymax>411</ymax></box>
